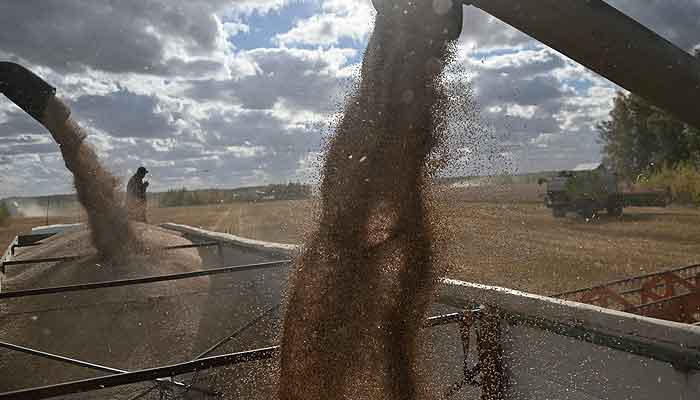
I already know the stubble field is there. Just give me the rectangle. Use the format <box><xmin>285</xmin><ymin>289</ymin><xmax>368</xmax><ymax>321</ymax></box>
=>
<box><xmin>3</xmin><ymin>184</ymin><xmax>699</xmax><ymax>295</ymax></box>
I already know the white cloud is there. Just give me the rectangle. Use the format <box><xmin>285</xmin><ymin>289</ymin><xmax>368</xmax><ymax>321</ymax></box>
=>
<box><xmin>225</xmin><ymin>145</ymin><xmax>266</xmax><ymax>158</ymax></box>
<box><xmin>1</xmin><ymin>0</ymin><xmax>697</xmax><ymax>195</ymax></box>
<box><xmin>228</xmin><ymin>0</ymin><xmax>294</xmax><ymax>16</ymax></box>
<box><xmin>574</xmin><ymin>162</ymin><xmax>601</xmax><ymax>171</ymax></box>
<box><xmin>274</xmin><ymin>0</ymin><xmax>373</xmax><ymax>47</ymax></box>
<box><xmin>505</xmin><ymin>104</ymin><xmax>537</xmax><ymax>119</ymax></box>
<box><xmin>223</xmin><ymin>21</ymin><xmax>250</xmax><ymax>38</ymax></box>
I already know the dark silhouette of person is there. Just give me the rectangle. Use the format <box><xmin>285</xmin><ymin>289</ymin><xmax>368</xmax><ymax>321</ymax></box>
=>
<box><xmin>126</xmin><ymin>166</ymin><xmax>149</xmax><ymax>222</ymax></box>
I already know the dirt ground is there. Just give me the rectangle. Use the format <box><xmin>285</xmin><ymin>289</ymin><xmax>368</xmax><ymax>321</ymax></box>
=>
<box><xmin>3</xmin><ymin>186</ymin><xmax>699</xmax><ymax>295</ymax></box>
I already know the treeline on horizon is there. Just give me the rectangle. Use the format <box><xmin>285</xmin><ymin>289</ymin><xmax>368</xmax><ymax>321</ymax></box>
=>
<box><xmin>0</xmin><ymin>182</ymin><xmax>314</xmax><ymax>213</ymax></box>
<box><xmin>156</xmin><ymin>182</ymin><xmax>312</xmax><ymax>207</ymax></box>
<box><xmin>3</xmin><ymin>173</ymin><xmax>569</xmax><ymax>214</ymax></box>
<box><xmin>598</xmin><ymin>50</ymin><xmax>700</xmax><ymax>204</ymax></box>
<box><xmin>437</xmin><ymin>171</ymin><xmax>559</xmax><ymax>187</ymax></box>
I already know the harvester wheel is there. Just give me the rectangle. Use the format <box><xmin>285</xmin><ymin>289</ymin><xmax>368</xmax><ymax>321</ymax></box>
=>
<box><xmin>552</xmin><ymin>208</ymin><xmax>566</xmax><ymax>218</ymax></box>
<box><xmin>607</xmin><ymin>205</ymin><xmax>623</xmax><ymax>217</ymax></box>
<box><xmin>579</xmin><ymin>206</ymin><xmax>595</xmax><ymax>220</ymax></box>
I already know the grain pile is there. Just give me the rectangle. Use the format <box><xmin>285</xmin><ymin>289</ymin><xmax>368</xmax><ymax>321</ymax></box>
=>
<box><xmin>279</xmin><ymin>1</ymin><xmax>463</xmax><ymax>399</ymax></box>
<box><xmin>0</xmin><ymin>223</ymin><xmax>209</xmax><ymax>392</ymax></box>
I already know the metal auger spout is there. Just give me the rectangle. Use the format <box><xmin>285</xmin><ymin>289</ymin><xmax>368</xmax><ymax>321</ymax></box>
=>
<box><xmin>0</xmin><ymin>62</ymin><xmax>59</xmax><ymax>124</ymax></box>
<box><xmin>0</xmin><ymin>61</ymin><xmax>85</xmax><ymax>147</ymax></box>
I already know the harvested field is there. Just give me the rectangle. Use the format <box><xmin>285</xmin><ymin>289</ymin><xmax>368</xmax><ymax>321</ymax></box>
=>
<box><xmin>442</xmin><ymin>202</ymin><xmax>700</xmax><ymax>294</ymax></box>
<box><xmin>4</xmin><ymin>192</ymin><xmax>700</xmax><ymax>296</ymax></box>
<box><xmin>1</xmin><ymin>216</ymin><xmax>78</xmax><ymax>251</ymax></box>
<box><xmin>450</xmin><ymin>183</ymin><xmax>545</xmax><ymax>203</ymax></box>
<box><xmin>147</xmin><ymin>201</ymin><xmax>316</xmax><ymax>245</ymax></box>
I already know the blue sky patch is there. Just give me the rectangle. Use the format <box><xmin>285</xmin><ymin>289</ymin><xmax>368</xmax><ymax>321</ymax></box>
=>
<box><xmin>226</xmin><ymin>2</ymin><xmax>320</xmax><ymax>50</ymax></box>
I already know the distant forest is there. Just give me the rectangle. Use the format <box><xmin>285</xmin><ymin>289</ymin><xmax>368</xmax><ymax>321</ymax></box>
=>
<box><xmin>0</xmin><ymin>183</ymin><xmax>314</xmax><ymax>215</ymax></box>
<box><xmin>156</xmin><ymin>182</ymin><xmax>312</xmax><ymax>207</ymax></box>
<box><xmin>5</xmin><ymin>174</ymin><xmax>582</xmax><ymax>216</ymax></box>
<box><xmin>597</xmin><ymin>50</ymin><xmax>700</xmax><ymax>203</ymax></box>
<box><xmin>437</xmin><ymin>171</ymin><xmax>559</xmax><ymax>186</ymax></box>
<box><xmin>2</xmin><ymin>170</ymin><xmax>608</xmax><ymax>215</ymax></box>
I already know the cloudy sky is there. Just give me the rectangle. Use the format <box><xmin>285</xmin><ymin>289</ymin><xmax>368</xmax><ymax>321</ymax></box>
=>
<box><xmin>1</xmin><ymin>0</ymin><xmax>699</xmax><ymax>197</ymax></box>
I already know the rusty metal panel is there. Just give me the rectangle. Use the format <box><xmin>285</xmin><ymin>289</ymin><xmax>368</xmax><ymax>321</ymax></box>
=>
<box><xmin>554</xmin><ymin>264</ymin><xmax>700</xmax><ymax>323</ymax></box>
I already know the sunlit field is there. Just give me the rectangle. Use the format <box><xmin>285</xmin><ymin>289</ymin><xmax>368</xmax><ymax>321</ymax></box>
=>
<box><xmin>4</xmin><ymin>184</ymin><xmax>700</xmax><ymax>295</ymax></box>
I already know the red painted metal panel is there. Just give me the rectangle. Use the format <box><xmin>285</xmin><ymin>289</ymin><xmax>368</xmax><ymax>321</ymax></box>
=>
<box><xmin>555</xmin><ymin>265</ymin><xmax>700</xmax><ymax>324</ymax></box>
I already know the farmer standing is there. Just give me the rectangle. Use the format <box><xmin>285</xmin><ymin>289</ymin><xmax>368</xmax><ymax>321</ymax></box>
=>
<box><xmin>126</xmin><ymin>166</ymin><xmax>149</xmax><ymax>222</ymax></box>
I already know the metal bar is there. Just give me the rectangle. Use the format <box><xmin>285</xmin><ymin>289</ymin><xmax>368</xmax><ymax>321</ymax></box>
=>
<box><xmin>477</xmin><ymin>309</ymin><xmax>507</xmax><ymax>398</ymax></box>
<box><xmin>16</xmin><ymin>233</ymin><xmax>56</xmax><ymax>246</ymax></box>
<box><xmin>423</xmin><ymin>311</ymin><xmax>469</xmax><ymax>328</ymax></box>
<box><xmin>0</xmin><ymin>341</ymin><xmax>212</xmax><ymax>395</ymax></box>
<box><xmin>0</xmin><ymin>340</ymin><xmax>121</xmax><ymax>374</ymax></box>
<box><xmin>0</xmin><ymin>311</ymin><xmax>467</xmax><ymax>399</ymax></box>
<box><xmin>615</xmin><ymin>276</ymin><xmax>700</xmax><ymax>302</ymax></box>
<box><xmin>125</xmin><ymin>385</ymin><xmax>157</xmax><ymax>400</ymax></box>
<box><xmin>195</xmin><ymin>307</ymin><xmax>468</xmax><ymax>362</ymax></box>
<box><xmin>443</xmin><ymin>313</ymin><xmax>478</xmax><ymax>398</ymax></box>
<box><xmin>1</xmin><ymin>241</ymin><xmax>221</xmax><ymax>268</ymax></box>
<box><xmin>0</xmin><ymin>346</ymin><xmax>280</xmax><ymax>400</ymax></box>
<box><xmin>0</xmin><ymin>259</ymin><xmax>290</xmax><ymax>300</ymax></box>
<box><xmin>466</xmin><ymin>0</ymin><xmax>700</xmax><ymax>129</ymax></box>
<box><xmin>193</xmin><ymin>274</ymin><xmax>291</xmax><ymax>361</ymax></box>
<box><xmin>12</xmin><ymin>242</ymin><xmax>42</xmax><ymax>249</ymax></box>
<box><xmin>151</xmin><ymin>241</ymin><xmax>220</xmax><ymax>250</ymax></box>
<box><xmin>11</xmin><ymin>236</ymin><xmax>52</xmax><ymax>258</ymax></box>
<box><xmin>1</xmin><ymin>236</ymin><xmax>17</xmax><ymax>262</ymax></box>
<box><xmin>501</xmin><ymin>309</ymin><xmax>700</xmax><ymax>371</ymax></box>
<box><xmin>552</xmin><ymin>264</ymin><xmax>700</xmax><ymax>298</ymax></box>
<box><xmin>440</xmin><ymin>291</ymin><xmax>700</xmax><ymax>370</ymax></box>
<box><xmin>0</xmin><ymin>236</ymin><xmax>16</xmax><ymax>292</ymax></box>
<box><xmin>2</xmin><ymin>255</ymin><xmax>81</xmax><ymax>267</ymax></box>
<box><xmin>559</xmin><ymin>278</ymin><xmax>700</xmax><ymax>308</ymax></box>
<box><xmin>624</xmin><ymin>292</ymin><xmax>700</xmax><ymax>313</ymax></box>
<box><xmin>196</xmin><ymin>303</ymin><xmax>282</xmax><ymax>360</ymax></box>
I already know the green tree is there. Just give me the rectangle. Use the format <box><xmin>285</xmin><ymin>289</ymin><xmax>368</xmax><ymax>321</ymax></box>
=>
<box><xmin>598</xmin><ymin>91</ymin><xmax>700</xmax><ymax>180</ymax></box>
<box><xmin>598</xmin><ymin>92</ymin><xmax>637</xmax><ymax>178</ymax></box>
<box><xmin>599</xmin><ymin>49</ymin><xmax>700</xmax><ymax>180</ymax></box>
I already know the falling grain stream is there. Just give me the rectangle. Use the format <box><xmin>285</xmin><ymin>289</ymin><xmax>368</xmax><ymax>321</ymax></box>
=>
<box><xmin>280</xmin><ymin>1</ymin><xmax>463</xmax><ymax>399</ymax></box>
<box><xmin>41</xmin><ymin>96</ymin><xmax>135</xmax><ymax>259</ymax></box>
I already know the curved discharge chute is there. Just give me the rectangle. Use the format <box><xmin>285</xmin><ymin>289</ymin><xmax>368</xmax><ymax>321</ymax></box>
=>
<box><xmin>0</xmin><ymin>62</ymin><xmax>136</xmax><ymax>260</ymax></box>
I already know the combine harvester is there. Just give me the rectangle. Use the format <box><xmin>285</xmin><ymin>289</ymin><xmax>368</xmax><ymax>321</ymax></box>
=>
<box><xmin>539</xmin><ymin>164</ymin><xmax>669</xmax><ymax>219</ymax></box>
<box><xmin>1</xmin><ymin>0</ymin><xmax>699</xmax><ymax>398</ymax></box>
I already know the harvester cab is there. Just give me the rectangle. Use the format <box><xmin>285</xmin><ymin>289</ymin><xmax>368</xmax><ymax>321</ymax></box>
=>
<box><xmin>542</xmin><ymin>164</ymin><xmax>623</xmax><ymax>219</ymax></box>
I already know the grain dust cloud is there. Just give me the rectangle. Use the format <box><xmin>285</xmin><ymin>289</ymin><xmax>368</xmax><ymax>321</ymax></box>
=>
<box><xmin>43</xmin><ymin>100</ymin><xmax>136</xmax><ymax>260</ymax></box>
<box><xmin>279</xmin><ymin>1</ymin><xmax>465</xmax><ymax>399</ymax></box>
